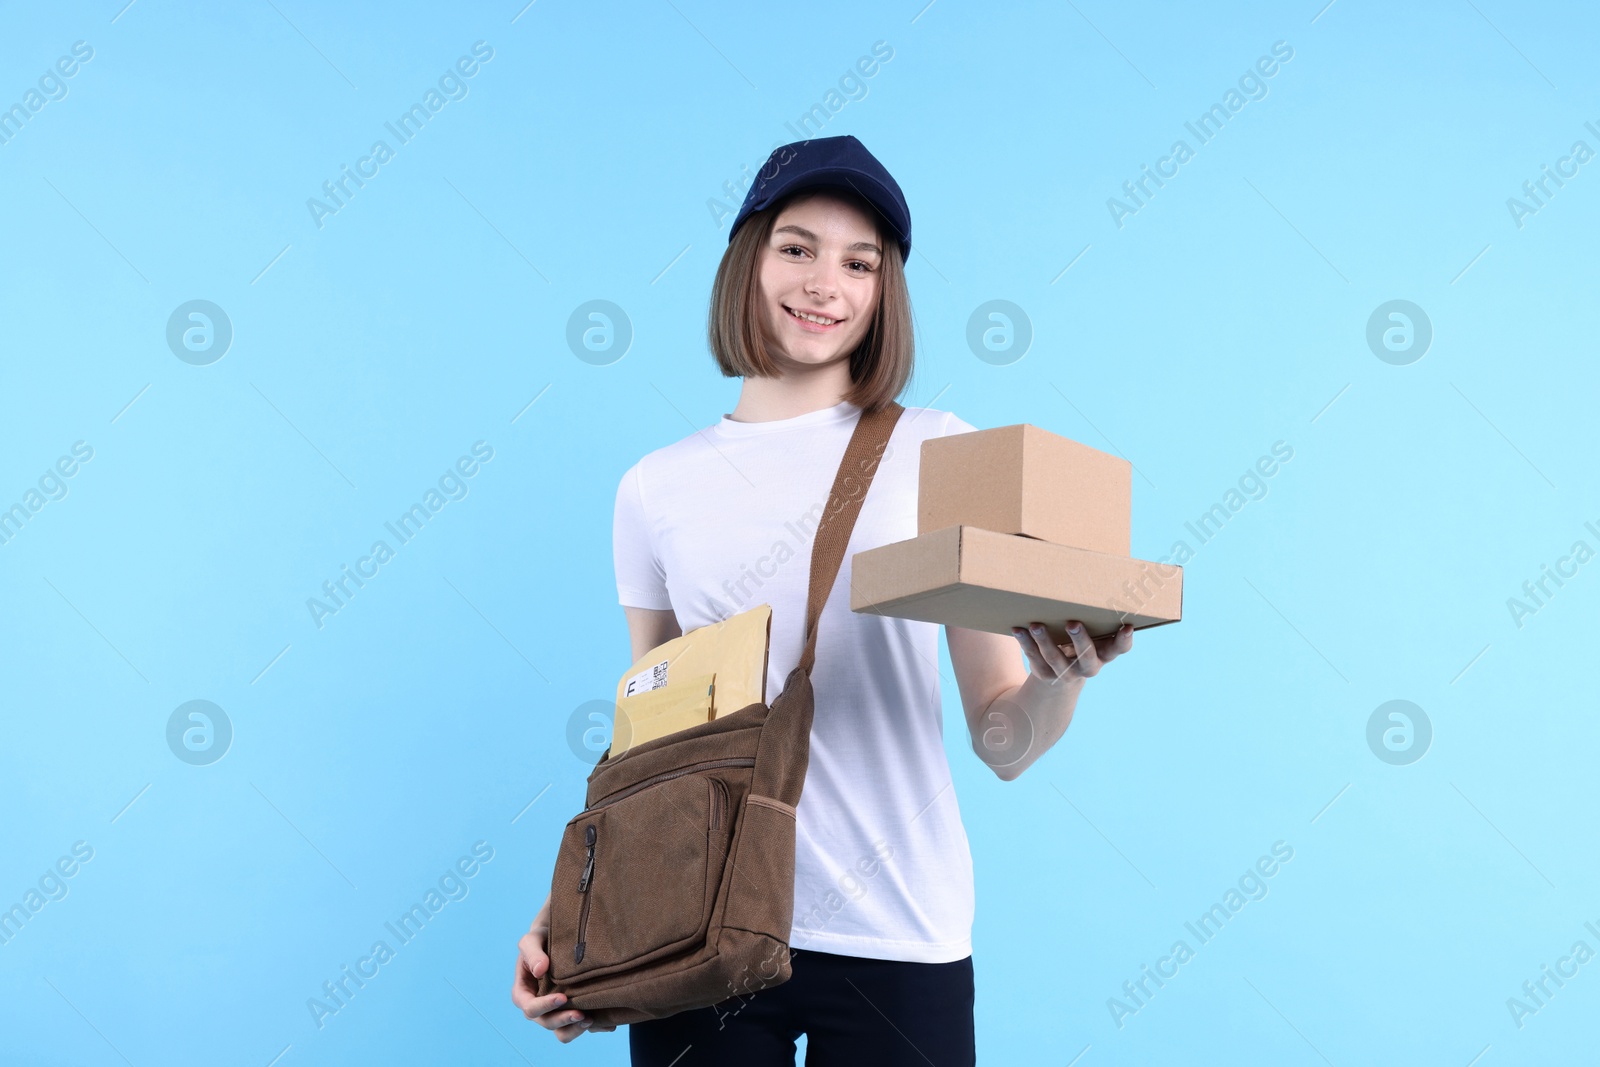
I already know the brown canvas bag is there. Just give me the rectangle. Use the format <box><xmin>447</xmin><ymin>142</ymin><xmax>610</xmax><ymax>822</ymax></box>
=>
<box><xmin>536</xmin><ymin>401</ymin><xmax>905</xmax><ymax>1027</ymax></box>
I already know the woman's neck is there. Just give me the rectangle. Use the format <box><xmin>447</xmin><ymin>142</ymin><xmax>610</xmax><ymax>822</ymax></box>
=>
<box><xmin>726</xmin><ymin>362</ymin><xmax>854</xmax><ymax>423</ymax></box>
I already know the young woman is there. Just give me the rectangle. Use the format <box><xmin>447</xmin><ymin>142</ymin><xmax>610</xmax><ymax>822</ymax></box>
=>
<box><xmin>512</xmin><ymin>136</ymin><xmax>1135</xmax><ymax>1065</ymax></box>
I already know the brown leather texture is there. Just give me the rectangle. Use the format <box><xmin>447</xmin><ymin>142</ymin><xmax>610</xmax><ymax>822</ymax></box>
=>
<box><xmin>536</xmin><ymin>401</ymin><xmax>905</xmax><ymax>1027</ymax></box>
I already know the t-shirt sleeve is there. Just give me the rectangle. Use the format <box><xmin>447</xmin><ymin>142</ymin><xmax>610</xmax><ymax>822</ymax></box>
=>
<box><xmin>940</xmin><ymin>410</ymin><xmax>981</xmax><ymax>437</ymax></box>
<box><xmin>613</xmin><ymin>461</ymin><xmax>673</xmax><ymax>610</ymax></box>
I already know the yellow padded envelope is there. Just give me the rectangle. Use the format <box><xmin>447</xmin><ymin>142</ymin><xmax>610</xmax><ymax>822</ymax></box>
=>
<box><xmin>612</xmin><ymin>673</ymin><xmax>715</xmax><ymax>755</ymax></box>
<box><xmin>614</xmin><ymin>603</ymin><xmax>771</xmax><ymax>720</ymax></box>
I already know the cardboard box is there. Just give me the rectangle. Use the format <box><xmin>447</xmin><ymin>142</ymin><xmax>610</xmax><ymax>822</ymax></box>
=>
<box><xmin>850</xmin><ymin>525</ymin><xmax>1181</xmax><ymax>643</ymax></box>
<box><xmin>920</xmin><ymin>424</ymin><xmax>1131</xmax><ymax>555</ymax></box>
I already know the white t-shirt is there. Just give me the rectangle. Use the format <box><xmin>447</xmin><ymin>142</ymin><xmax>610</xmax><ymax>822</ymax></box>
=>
<box><xmin>613</xmin><ymin>398</ymin><xmax>981</xmax><ymax>964</ymax></box>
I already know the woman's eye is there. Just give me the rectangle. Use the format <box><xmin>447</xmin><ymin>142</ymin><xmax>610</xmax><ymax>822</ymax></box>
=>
<box><xmin>847</xmin><ymin>261</ymin><xmax>873</xmax><ymax>273</ymax></box>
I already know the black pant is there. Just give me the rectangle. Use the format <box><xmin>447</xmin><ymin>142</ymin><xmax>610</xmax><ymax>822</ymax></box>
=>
<box><xmin>628</xmin><ymin>948</ymin><xmax>975</xmax><ymax>1066</ymax></box>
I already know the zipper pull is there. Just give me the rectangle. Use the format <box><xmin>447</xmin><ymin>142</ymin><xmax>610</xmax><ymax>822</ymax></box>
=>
<box><xmin>577</xmin><ymin>824</ymin><xmax>596</xmax><ymax>892</ymax></box>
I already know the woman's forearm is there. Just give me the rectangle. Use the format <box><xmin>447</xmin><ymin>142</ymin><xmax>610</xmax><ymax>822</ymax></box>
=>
<box><xmin>972</xmin><ymin>671</ymin><xmax>1084</xmax><ymax>781</ymax></box>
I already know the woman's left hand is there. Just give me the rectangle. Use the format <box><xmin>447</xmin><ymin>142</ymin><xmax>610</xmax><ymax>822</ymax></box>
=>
<box><xmin>1010</xmin><ymin>619</ymin><xmax>1133</xmax><ymax>684</ymax></box>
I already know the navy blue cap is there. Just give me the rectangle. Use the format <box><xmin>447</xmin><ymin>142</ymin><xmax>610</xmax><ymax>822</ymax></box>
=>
<box><xmin>728</xmin><ymin>135</ymin><xmax>911</xmax><ymax>258</ymax></box>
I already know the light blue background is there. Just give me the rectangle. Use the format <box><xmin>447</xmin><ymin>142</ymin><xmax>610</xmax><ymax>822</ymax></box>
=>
<box><xmin>2</xmin><ymin>1</ymin><xmax>1596</xmax><ymax>1064</ymax></box>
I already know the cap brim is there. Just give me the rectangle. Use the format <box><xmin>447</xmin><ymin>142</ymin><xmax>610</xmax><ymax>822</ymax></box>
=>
<box><xmin>763</xmin><ymin>168</ymin><xmax>908</xmax><ymax>249</ymax></box>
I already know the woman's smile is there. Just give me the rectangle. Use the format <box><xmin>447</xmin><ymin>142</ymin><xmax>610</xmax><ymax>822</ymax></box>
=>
<box><xmin>783</xmin><ymin>304</ymin><xmax>845</xmax><ymax>332</ymax></box>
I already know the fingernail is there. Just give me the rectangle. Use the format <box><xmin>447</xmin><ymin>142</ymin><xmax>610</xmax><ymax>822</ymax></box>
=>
<box><xmin>580</xmin><ymin>1019</ymin><xmax>593</xmax><ymax>1028</ymax></box>
<box><xmin>1068</xmin><ymin>623</ymin><xmax>1082</xmax><ymax>634</ymax></box>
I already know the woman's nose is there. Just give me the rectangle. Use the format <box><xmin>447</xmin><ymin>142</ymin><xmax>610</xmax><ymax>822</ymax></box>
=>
<box><xmin>803</xmin><ymin>263</ymin><xmax>841</xmax><ymax>297</ymax></box>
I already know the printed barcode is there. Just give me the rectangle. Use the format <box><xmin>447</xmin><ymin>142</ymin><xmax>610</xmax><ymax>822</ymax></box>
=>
<box><xmin>624</xmin><ymin>658</ymin><xmax>671</xmax><ymax>697</ymax></box>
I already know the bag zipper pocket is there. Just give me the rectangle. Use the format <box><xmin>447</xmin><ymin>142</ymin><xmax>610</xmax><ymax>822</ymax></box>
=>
<box><xmin>584</xmin><ymin>756</ymin><xmax>755</xmax><ymax>815</ymax></box>
<box><xmin>710</xmin><ymin>777</ymin><xmax>728</xmax><ymax>831</ymax></box>
<box><xmin>574</xmin><ymin>823</ymin><xmax>596</xmax><ymax>964</ymax></box>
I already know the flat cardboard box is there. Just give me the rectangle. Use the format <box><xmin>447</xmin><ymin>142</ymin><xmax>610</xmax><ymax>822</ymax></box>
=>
<box><xmin>850</xmin><ymin>525</ymin><xmax>1181</xmax><ymax>643</ymax></box>
<box><xmin>920</xmin><ymin>424</ymin><xmax>1131</xmax><ymax>555</ymax></box>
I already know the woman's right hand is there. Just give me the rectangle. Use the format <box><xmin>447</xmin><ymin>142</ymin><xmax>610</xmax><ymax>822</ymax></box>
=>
<box><xmin>513</xmin><ymin>893</ymin><xmax>602</xmax><ymax>1041</ymax></box>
